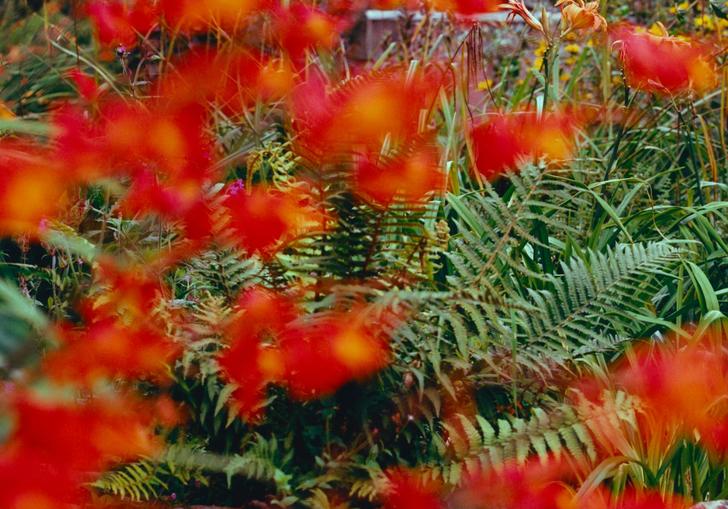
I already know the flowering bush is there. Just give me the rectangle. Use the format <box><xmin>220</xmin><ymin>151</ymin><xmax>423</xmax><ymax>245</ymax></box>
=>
<box><xmin>0</xmin><ymin>0</ymin><xmax>726</xmax><ymax>507</ymax></box>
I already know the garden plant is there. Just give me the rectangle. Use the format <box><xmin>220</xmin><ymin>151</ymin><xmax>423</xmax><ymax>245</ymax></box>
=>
<box><xmin>0</xmin><ymin>0</ymin><xmax>727</xmax><ymax>507</ymax></box>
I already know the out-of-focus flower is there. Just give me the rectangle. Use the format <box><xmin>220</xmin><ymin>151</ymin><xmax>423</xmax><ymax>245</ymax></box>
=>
<box><xmin>281</xmin><ymin>308</ymin><xmax>394</xmax><ymax>399</ymax></box>
<box><xmin>86</xmin><ymin>0</ymin><xmax>158</xmax><ymax>54</ymax></box>
<box><xmin>160</xmin><ymin>0</ymin><xmax>266</xmax><ymax>32</ymax></box>
<box><xmin>275</xmin><ymin>4</ymin><xmax>339</xmax><ymax>62</ymax></box>
<box><xmin>610</xmin><ymin>23</ymin><xmax>718</xmax><ymax>96</ymax></box>
<box><xmin>218</xmin><ymin>287</ymin><xmax>299</xmax><ymax>420</ymax></box>
<box><xmin>381</xmin><ymin>467</ymin><xmax>444</xmax><ymax>509</ymax></box>
<box><xmin>428</xmin><ymin>0</ymin><xmax>500</xmax><ymax>14</ymax></box>
<box><xmin>556</xmin><ymin>0</ymin><xmax>606</xmax><ymax>33</ymax></box>
<box><xmin>223</xmin><ymin>183</ymin><xmax>322</xmax><ymax>256</ymax></box>
<box><xmin>4</xmin><ymin>394</ymin><xmax>159</xmax><ymax>473</ymax></box>
<box><xmin>613</xmin><ymin>333</ymin><xmax>728</xmax><ymax>454</ymax></box>
<box><xmin>353</xmin><ymin>139</ymin><xmax>445</xmax><ymax>207</ymax></box>
<box><xmin>44</xmin><ymin>316</ymin><xmax>179</xmax><ymax>386</ymax></box>
<box><xmin>158</xmin><ymin>50</ymin><xmax>295</xmax><ymax>114</ymax></box>
<box><xmin>470</xmin><ymin>110</ymin><xmax>579</xmax><ymax>179</ymax></box>
<box><xmin>0</xmin><ymin>455</ymin><xmax>85</xmax><ymax>509</ymax></box>
<box><xmin>450</xmin><ymin>458</ymin><xmax>574</xmax><ymax>509</ymax></box>
<box><xmin>0</xmin><ymin>141</ymin><xmax>67</xmax><ymax>237</ymax></box>
<box><xmin>291</xmin><ymin>66</ymin><xmax>445</xmax><ymax>161</ymax></box>
<box><xmin>67</xmin><ymin>69</ymin><xmax>102</xmax><ymax>102</ymax></box>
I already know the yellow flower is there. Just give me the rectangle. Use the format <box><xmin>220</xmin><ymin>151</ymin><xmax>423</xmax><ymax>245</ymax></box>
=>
<box><xmin>565</xmin><ymin>43</ymin><xmax>582</xmax><ymax>53</ymax></box>
<box><xmin>477</xmin><ymin>79</ymin><xmax>493</xmax><ymax>91</ymax></box>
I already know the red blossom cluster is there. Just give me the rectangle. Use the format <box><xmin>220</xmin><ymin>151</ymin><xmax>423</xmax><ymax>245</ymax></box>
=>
<box><xmin>611</xmin><ymin>24</ymin><xmax>718</xmax><ymax>96</ymax></box>
<box><xmin>0</xmin><ymin>392</ymin><xmax>164</xmax><ymax>508</ymax></box>
<box><xmin>217</xmin><ymin>286</ymin><xmax>397</xmax><ymax>420</ymax></box>
<box><xmin>470</xmin><ymin>110</ymin><xmax>581</xmax><ymax>179</ymax></box>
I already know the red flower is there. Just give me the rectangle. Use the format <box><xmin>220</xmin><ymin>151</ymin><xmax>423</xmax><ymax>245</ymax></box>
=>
<box><xmin>86</xmin><ymin>0</ymin><xmax>158</xmax><ymax>52</ymax></box>
<box><xmin>428</xmin><ymin>0</ymin><xmax>500</xmax><ymax>14</ymax></box>
<box><xmin>451</xmin><ymin>459</ymin><xmax>574</xmax><ymax>509</ymax></box>
<box><xmin>7</xmin><ymin>394</ymin><xmax>159</xmax><ymax>473</ymax></box>
<box><xmin>159</xmin><ymin>0</ymin><xmax>266</xmax><ymax>32</ymax></box>
<box><xmin>223</xmin><ymin>183</ymin><xmax>322</xmax><ymax>256</ymax></box>
<box><xmin>382</xmin><ymin>468</ymin><xmax>444</xmax><ymax>509</ymax></box>
<box><xmin>470</xmin><ymin>111</ymin><xmax>578</xmax><ymax>179</ymax></box>
<box><xmin>291</xmin><ymin>66</ymin><xmax>445</xmax><ymax>161</ymax></box>
<box><xmin>44</xmin><ymin>316</ymin><xmax>179</xmax><ymax>386</ymax></box>
<box><xmin>67</xmin><ymin>69</ymin><xmax>102</xmax><ymax>102</ymax></box>
<box><xmin>275</xmin><ymin>3</ymin><xmax>339</xmax><ymax>62</ymax></box>
<box><xmin>281</xmin><ymin>308</ymin><xmax>392</xmax><ymax>399</ymax></box>
<box><xmin>611</xmin><ymin>24</ymin><xmax>718</xmax><ymax>96</ymax></box>
<box><xmin>354</xmin><ymin>139</ymin><xmax>445</xmax><ymax>207</ymax></box>
<box><xmin>0</xmin><ymin>141</ymin><xmax>66</xmax><ymax>237</ymax></box>
<box><xmin>0</xmin><ymin>454</ymin><xmax>86</xmax><ymax>509</ymax></box>
<box><xmin>218</xmin><ymin>287</ymin><xmax>299</xmax><ymax>420</ymax></box>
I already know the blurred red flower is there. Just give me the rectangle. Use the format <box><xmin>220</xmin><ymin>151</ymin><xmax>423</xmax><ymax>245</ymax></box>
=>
<box><xmin>223</xmin><ymin>182</ymin><xmax>322</xmax><ymax>256</ymax></box>
<box><xmin>611</xmin><ymin>24</ymin><xmax>718</xmax><ymax>96</ymax></box>
<box><xmin>291</xmin><ymin>66</ymin><xmax>445</xmax><ymax>161</ymax></box>
<box><xmin>470</xmin><ymin>110</ymin><xmax>579</xmax><ymax>179</ymax></box>
<box><xmin>275</xmin><ymin>3</ymin><xmax>339</xmax><ymax>62</ymax></box>
<box><xmin>218</xmin><ymin>287</ymin><xmax>299</xmax><ymax>420</ymax></box>
<box><xmin>354</xmin><ymin>138</ymin><xmax>445</xmax><ymax>207</ymax></box>
<box><xmin>382</xmin><ymin>467</ymin><xmax>444</xmax><ymax>509</ymax></box>
<box><xmin>5</xmin><ymin>394</ymin><xmax>159</xmax><ymax>473</ymax></box>
<box><xmin>0</xmin><ymin>141</ymin><xmax>67</xmax><ymax>237</ymax></box>
<box><xmin>86</xmin><ymin>0</ymin><xmax>158</xmax><ymax>53</ymax></box>
<box><xmin>0</xmin><ymin>455</ymin><xmax>86</xmax><ymax>509</ymax></box>
<box><xmin>281</xmin><ymin>308</ymin><xmax>393</xmax><ymax>399</ymax></box>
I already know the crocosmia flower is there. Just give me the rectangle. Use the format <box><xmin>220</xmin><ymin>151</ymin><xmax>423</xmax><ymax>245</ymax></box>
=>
<box><xmin>470</xmin><ymin>110</ymin><xmax>579</xmax><ymax>179</ymax></box>
<box><xmin>353</xmin><ymin>139</ymin><xmax>445</xmax><ymax>207</ymax></box>
<box><xmin>611</xmin><ymin>23</ymin><xmax>718</xmax><ymax>96</ymax></box>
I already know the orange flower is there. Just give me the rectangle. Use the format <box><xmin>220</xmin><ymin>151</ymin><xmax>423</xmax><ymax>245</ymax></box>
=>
<box><xmin>0</xmin><ymin>141</ymin><xmax>66</xmax><ymax>237</ymax></box>
<box><xmin>353</xmin><ymin>139</ymin><xmax>445</xmax><ymax>207</ymax></box>
<box><xmin>556</xmin><ymin>0</ymin><xmax>606</xmax><ymax>32</ymax></box>
<box><xmin>470</xmin><ymin>110</ymin><xmax>578</xmax><ymax>179</ymax></box>
<box><xmin>611</xmin><ymin>23</ymin><xmax>718</xmax><ymax>96</ymax></box>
